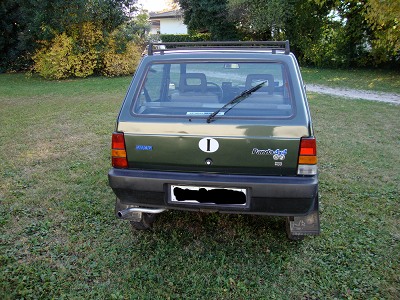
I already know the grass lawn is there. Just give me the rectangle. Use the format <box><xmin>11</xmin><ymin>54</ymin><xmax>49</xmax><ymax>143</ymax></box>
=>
<box><xmin>301</xmin><ymin>67</ymin><xmax>400</xmax><ymax>94</ymax></box>
<box><xmin>0</xmin><ymin>73</ymin><xmax>399</xmax><ymax>299</ymax></box>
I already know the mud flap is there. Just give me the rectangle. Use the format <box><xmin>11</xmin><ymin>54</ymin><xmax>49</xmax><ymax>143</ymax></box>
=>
<box><xmin>287</xmin><ymin>195</ymin><xmax>320</xmax><ymax>237</ymax></box>
<box><xmin>287</xmin><ymin>210</ymin><xmax>320</xmax><ymax>236</ymax></box>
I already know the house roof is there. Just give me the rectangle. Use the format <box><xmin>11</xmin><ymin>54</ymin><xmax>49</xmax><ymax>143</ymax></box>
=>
<box><xmin>149</xmin><ymin>10</ymin><xmax>183</xmax><ymax>19</ymax></box>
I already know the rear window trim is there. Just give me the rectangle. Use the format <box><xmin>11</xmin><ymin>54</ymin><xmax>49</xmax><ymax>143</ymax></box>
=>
<box><xmin>129</xmin><ymin>59</ymin><xmax>297</xmax><ymax>121</ymax></box>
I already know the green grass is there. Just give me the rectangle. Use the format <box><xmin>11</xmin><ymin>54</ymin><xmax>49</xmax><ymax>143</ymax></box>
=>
<box><xmin>301</xmin><ymin>67</ymin><xmax>400</xmax><ymax>94</ymax></box>
<box><xmin>1</xmin><ymin>73</ymin><xmax>399</xmax><ymax>299</ymax></box>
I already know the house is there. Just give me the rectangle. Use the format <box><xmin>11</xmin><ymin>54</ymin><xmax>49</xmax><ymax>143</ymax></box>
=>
<box><xmin>149</xmin><ymin>10</ymin><xmax>188</xmax><ymax>34</ymax></box>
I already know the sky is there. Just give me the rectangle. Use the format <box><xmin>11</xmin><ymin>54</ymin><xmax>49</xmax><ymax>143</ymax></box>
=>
<box><xmin>137</xmin><ymin>0</ymin><xmax>171</xmax><ymax>12</ymax></box>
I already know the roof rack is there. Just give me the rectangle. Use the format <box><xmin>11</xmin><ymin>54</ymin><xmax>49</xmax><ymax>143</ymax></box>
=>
<box><xmin>147</xmin><ymin>41</ymin><xmax>290</xmax><ymax>56</ymax></box>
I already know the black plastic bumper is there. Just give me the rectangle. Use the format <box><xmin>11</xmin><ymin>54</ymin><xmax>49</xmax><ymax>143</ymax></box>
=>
<box><xmin>108</xmin><ymin>168</ymin><xmax>318</xmax><ymax>216</ymax></box>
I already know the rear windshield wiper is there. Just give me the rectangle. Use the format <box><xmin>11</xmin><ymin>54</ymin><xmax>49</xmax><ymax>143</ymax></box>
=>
<box><xmin>207</xmin><ymin>80</ymin><xmax>267</xmax><ymax>123</ymax></box>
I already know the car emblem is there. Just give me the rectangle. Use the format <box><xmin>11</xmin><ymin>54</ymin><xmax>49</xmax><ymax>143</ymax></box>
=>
<box><xmin>199</xmin><ymin>138</ymin><xmax>219</xmax><ymax>153</ymax></box>
<box><xmin>252</xmin><ymin>148</ymin><xmax>287</xmax><ymax>161</ymax></box>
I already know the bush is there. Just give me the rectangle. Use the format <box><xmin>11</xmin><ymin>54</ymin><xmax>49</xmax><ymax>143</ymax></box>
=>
<box><xmin>33</xmin><ymin>22</ymin><xmax>142</xmax><ymax>79</ymax></box>
<box><xmin>33</xmin><ymin>23</ymin><xmax>103</xmax><ymax>79</ymax></box>
<box><xmin>69</xmin><ymin>22</ymin><xmax>104</xmax><ymax>78</ymax></box>
<box><xmin>33</xmin><ymin>33</ymin><xmax>75</xmax><ymax>80</ymax></box>
<box><xmin>102</xmin><ymin>39</ymin><xmax>142</xmax><ymax>77</ymax></box>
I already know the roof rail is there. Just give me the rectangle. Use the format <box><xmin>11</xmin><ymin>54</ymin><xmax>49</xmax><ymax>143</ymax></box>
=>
<box><xmin>147</xmin><ymin>41</ymin><xmax>290</xmax><ymax>56</ymax></box>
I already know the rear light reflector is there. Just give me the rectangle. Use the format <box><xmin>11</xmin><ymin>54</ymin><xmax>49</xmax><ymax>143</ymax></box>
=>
<box><xmin>112</xmin><ymin>133</ymin><xmax>125</xmax><ymax>149</ymax></box>
<box><xmin>112</xmin><ymin>132</ymin><xmax>128</xmax><ymax>168</ymax></box>
<box><xmin>298</xmin><ymin>137</ymin><xmax>317</xmax><ymax>175</ymax></box>
<box><xmin>112</xmin><ymin>157</ymin><xmax>128</xmax><ymax>168</ymax></box>
<box><xmin>299</xmin><ymin>138</ymin><xmax>317</xmax><ymax>156</ymax></box>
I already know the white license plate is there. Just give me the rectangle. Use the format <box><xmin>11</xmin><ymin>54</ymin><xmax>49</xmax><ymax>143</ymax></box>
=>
<box><xmin>170</xmin><ymin>185</ymin><xmax>247</xmax><ymax>206</ymax></box>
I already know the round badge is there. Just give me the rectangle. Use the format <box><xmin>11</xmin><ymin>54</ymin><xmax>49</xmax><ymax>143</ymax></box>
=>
<box><xmin>199</xmin><ymin>138</ymin><xmax>219</xmax><ymax>153</ymax></box>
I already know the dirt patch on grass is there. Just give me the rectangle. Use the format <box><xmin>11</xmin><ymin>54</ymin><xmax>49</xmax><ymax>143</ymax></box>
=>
<box><xmin>307</xmin><ymin>84</ymin><xmax>400</xmax><ymax>105</ymax></box>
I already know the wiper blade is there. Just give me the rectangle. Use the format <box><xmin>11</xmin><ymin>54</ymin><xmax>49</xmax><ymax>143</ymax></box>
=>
<box><xmin>206</xmin><ymin>80</ymin><xmax>267</xmax><ymax>123</ymax></box>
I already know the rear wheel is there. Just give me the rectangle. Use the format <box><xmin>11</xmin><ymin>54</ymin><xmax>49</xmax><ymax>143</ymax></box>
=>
<box><xmin>130</xmin><ymin>213</ymin><xmax>156</xmax><ymax>230</ymax></box>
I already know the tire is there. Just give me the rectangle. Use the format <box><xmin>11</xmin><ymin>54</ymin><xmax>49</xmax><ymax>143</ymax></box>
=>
<box><xmin>285</xmin><ymin>217</ymin><xmax>305</xmax><ymax>241</ymax></box>
<box><xmin>130</xmin><ymin>213</ymin><xmax>156</xmax><ymax>230</ymax></box>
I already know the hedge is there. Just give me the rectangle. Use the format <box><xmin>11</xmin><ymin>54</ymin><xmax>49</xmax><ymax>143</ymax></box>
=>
<box><xmin>159</xmin><ymin>33</ymin><xmax>212</xmax><ymax>42</ymax></box>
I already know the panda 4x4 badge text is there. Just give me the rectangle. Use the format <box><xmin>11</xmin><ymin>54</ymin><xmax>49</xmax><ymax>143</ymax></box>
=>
<box><xmin>252</xmin><ymin>148</ymin><xmax>287</xmax><ymax>161</ymax></box>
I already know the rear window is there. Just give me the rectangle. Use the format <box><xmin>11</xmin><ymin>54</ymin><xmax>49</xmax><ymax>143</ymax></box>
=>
<box><xmin>133</xmin><ymin>62</ymin><xmax>294</xmax><ymax>119</ymax></box>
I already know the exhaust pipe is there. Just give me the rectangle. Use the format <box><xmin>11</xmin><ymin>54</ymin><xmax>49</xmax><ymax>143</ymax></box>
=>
<box><xmin>117</xmin><ymin>207</ymin><xmax>166</xmax><ymax>219</ymax></box>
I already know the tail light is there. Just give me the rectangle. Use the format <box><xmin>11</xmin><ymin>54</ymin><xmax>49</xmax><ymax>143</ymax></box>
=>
<box><xmin>297</xmin><ymin>137</ymin><xmax>317</xmax><ymax>175</ymax></box>
<box><xmin>112</xmin><ymin>132</ymin><xmax>128</xmax><ymax>168</ymax></box>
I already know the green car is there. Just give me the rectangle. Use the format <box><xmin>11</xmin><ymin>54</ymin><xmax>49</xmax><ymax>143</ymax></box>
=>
<box><xmin>108</xmin><ymin>41</ymin><xmax>320</xmax><ymax>240</ymax></box>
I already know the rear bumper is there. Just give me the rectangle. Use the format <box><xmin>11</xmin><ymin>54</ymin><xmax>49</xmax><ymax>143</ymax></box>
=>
<box><xmin>108</xmin><ymin>168</ymin><xmax>318</xmax><ymax>216</ymax></box>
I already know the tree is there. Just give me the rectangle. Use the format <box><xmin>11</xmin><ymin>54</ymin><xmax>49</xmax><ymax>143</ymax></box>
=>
<box><xmin>227</xmin><ymin>0</ymin><xmax>333</xmax><ymax>65</ymax></box>
<box><xmin>366</xmin><ymin>0</ymin><xmax>400</xmax><ymax>64</ymax></box>
<box><xmin>0</xmin><ymin>0</ymin><xmax>26</xmax><ymax>71</ymax></box>
<box><xmin>228</xmin><ymin>0</ymin><xmax>293</xmax><ymax>40</ymax></box>
<box><xmin>165</xmin><ymin>0</ymin><xmax>180</xmax><ymax>11</ymax></box>
<box><xmin>177</xmin><ymin>0</ymin><xmax>238</xmax><ymax>40</ymax></box>
<box><xmin>0</xmin><ymin>0</ymin><xmax>138</xmax><ymax>72</ymax></box>
<box><xmin>129</xmin><ymin>10</ymin><xmax>151</xmax><ymax>42</ymax></box>
<box><xmin>286</xmin><ymin>1</ymin><xmax>332</xmax><ymax>61</ymax></box>
<box><xmin>335</xmin><ymin>1</ymin><xmax>370</xmax><ymax>67</ymax></box>
<box><xmin>177</xmin><ymin>0</ymin><xmax>399</xmax><ymax>67</ymax></box>
<box><xmin>311</xmin><ymin>0</ymin><xmax>398</xmax><ymax>67</ymax></box>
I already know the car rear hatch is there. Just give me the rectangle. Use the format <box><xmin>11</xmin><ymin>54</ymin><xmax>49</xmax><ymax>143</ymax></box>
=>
<box><xmin>117</xmin><ymin>121</ymin><xmax>310</xmax><ymax>176</ymax></box>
